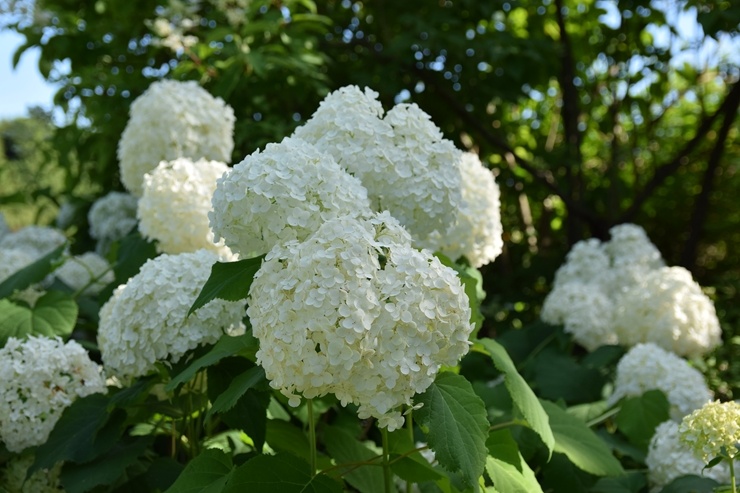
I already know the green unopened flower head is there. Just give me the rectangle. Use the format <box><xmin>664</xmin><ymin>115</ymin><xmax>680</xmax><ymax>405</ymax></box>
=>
<box><xmin>679</xmin><ymin>400</ymin><xmax>740</xmax><ymax>463</ymax></box>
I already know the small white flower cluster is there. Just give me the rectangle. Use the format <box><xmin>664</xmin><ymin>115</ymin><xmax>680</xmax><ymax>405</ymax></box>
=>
<box><xmin>0</xmin><ymin>226</ymin><xmax>66</xmax><ymax>258</ymax></box>
<box><xmin>1</xmin><ymin>453</ymin><xmax>65</xmax><ymax>493</ymax></box>
<box><xmin>292</xmin><ymin>85</ymin><xmax>502</xmax><ymax>264</ymax></box>
<box><xmin>97</xmin><ymin>250</ymin><xmax>245</xmax><ymax>381</ymax></box>
<box><xmin>680</xmin><ymin>400</ymin><xmax>740</xmax><ymax>462</ymax></box>
<box><xmin>248</xmin><ymin>214</ymin><xmax>473</xmax><ymax>430</ymax></box>
<box><xmin>55</xmin><ymin>252</ymin><xmax>114</xmax><ymax>296</ymax></box>
<box><xmin>0</xmin><ymin>336</ymin><xmax>107</xmax><ymax>453</ymax></box>
<box><xmin>88</xmin><ymin>191</ymin><xmax>139</xmax><ymax>249</ymax></box>
<box><xmin>210</xmin><ymin>137</ymin><xmax>371</xmax><ymax>257</ymax></box>
<box><xmin>608</xmin><ymin>343</ymin><xmax>712</xmax><ymax>421</ymax></box>
<box><xmin>646</xmin><ymin>420</ymin><xmax>730</xmax><ymax>490</ymax></box>
<box><xmin>138</xmin><ymin>157</ymin><xmax>233</xmax><ymax>256</ymax></box>
<box><xmin>541</xmin><ymin>223</ymin><xmax>721</xmax><ymax>357</ymax></box>
<box><xmin>117</xmin><ymin>79</ymin><xmax>235</xmax><ymax>196</ymax></box>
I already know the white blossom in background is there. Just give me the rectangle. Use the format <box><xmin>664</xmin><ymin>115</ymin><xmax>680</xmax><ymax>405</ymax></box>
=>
<box><xmin>614</xmin><ymin>267</ymin><xmax>722</xmax><ymax>358</ymax></box>
<box><xmin>0</xmin><ymin>226</ymin><xmax>66</xmax><ymax>258</ymax></box>
<box><xmin>608</xmin><ymin>343</ymin><xmax>712</xmax><ymax>421</ymax></box>
<box><xmin>646</xmin><ymin>420</ymin><xmax>730</xmax><ymax>491</ymax></box>
<box><xmin>138</xmin><ymin>157</ymin><xmax>233</xmax><ymax>257</ymax></box>
<box><xmin>117</xmin><ymin>79</ymin><xmax>235</xmax><ymax>196</ymax></box>
<box><xmin>1</xmin><ymin>454</ymin><xmax>64</xmax><ymax>493</ymax></box>
<box><xmin>210</xmin><ymin>137</ymin><xmax>371</xmax><ymax>257</ymax></box>
<box><xmin>551</xmin><ymin>239</ymin><xmax>611</xmax><ymax>288</ymax></box>
<box><xmin>436</xmin><ymin>152</ymin><xmax>503</xmax><ymax>267</ymax></box>
<box><xmin>248</xmin><ymin>213</ymin><xmax>473</xmax><ymax>430</ymax></box>
<box><xmin>97</xmin><ymin>250</ymin><xmax>245</xmax><ymax>382</ymax></box>
<box><xmin>148</xmin><ymin>17</ymin><xmax>198</xmax><ymax>52</ymax></box>
<box><xmin>540</xmin><ymin>282</ymin><xmax>617</xmax><ymax>351</ymax></box>
<box><xmin>604</xmin><ymin>223</ymin><xmax>665</xmax><ymax>294</ymax></box>
<box><xmin>210</xmin><ymin>0</ymin><xmax>249</xmax><ymax>26</ymax></box>
<box><xmin>0</xmin><ymin>249</ymin><xmax>35</xmax><ymax>283</ymax></box>
<box><xmin>88</xmin><ymin>191</ymin><xmax>139</xmax><ymax>251</ymax></box>
<box><xmin>55</xmin><ymin>252</ymin><xmax>114</xmax><ymax>296</ymax></box>
<box><xmin>0</xmin><ymin>336</ymin><xmax>107</xmax><ymax>453</ymax></box>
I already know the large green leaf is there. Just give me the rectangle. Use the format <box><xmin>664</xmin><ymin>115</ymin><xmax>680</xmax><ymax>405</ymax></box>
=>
<box><xmin>164</xmin><ymin>449</ymin><xmax>234</xmax><ymax>493</ymax></box>
<box><xmin>658</xmin><ymin>475</ymin><xmax>721</xmax><ymax>493</ymax></box>
<box><xmin>223</xmin><ymin>453</ymin><xmax>342</xmax><ymax>493</ymax></box>
<box><xmin>0</xmin><ymin>291</ymin><xmax>78</xmax><ymax>346</ymax></box>
<box><xmin>615</xmin><ymin>390</ymin><xmax>670</xmax><ymax>450</ymax></box>
<box><xmin>591</xmin><ymin>472</ymin><xmax>647</xmax><ymax>493</ymax></box>
<box><xmin>188</xmin><ymin>256</ymin><xmax>264</xmax><ymax>316</ymax></box>
<box><xmin>0</xmin><ymin>244</ymin><xmax>66</xmax><ymax>299</ymax></box>
<box><xmin>324</xmin><ymin>426</ymin><xmax>384</xmax><ymax>493</ymax></box>
<box><xmin>414</xmin><ymin>372</ymin><xmax>488</xmax><ymax>488</ymax></box>
<box><xmin>206</xmin><ymin>365</ymin><xmax>267</xmax><ymax>419</ymax></box>
<box><xmin>485</xmin><ymin>430</ymin><xmax>543</xmax><ymax>493</ymax></box>
<box><xmin>109</xmin><ymin>233</ymin><xmax>157</xmax><ymax>288</ymax></box>
<box><xmin>541</xmin><ymin>400</ymin><xmax>624</xmax><ymax>477</ymax></box>
<box><xmin>473</xmin><ymin>338</ymin><xmax>555</xmax><ymax>455</ymax></box>
<box><xmin>165</xmin><ymin>332</ymin><xmax>259</xmax><ymax>391</ymax></box>
<box><xmin>266</xmin><ymin>419</ymin><xmax>311</xmax><ymax>461</ymax></box>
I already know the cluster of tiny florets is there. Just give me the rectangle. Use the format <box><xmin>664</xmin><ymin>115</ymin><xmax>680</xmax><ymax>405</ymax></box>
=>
<box><xmin>117</xmin><ymin>79</ymin><xmax>235</xmax><ymax>196</ymax></box>
<box><xmin>97</xmin><ymin>250</ymin><xmax>245</xmax><ymax>381</ymax></box>
<box><xmin>138</xmin><ymin>157</ymin><xmax>233</xmax><ymax>256</ymax></box>
<box><xmin>87</xmin><ymin>191</ymin><xmax>139</xmax><ymax>250</ymax></box>
<box><xmin>0</xmin><ymin>336</ymin><xmax>107</xmax><ymax>453</ymax></box>
<box><xmin>247</xmin><ymin>213</ymin><xmax>473</xmax><ymax>430</ymax></box>
<box><xmin>679</xmin><ymin>400</ymin><xmax>740</xmax><ymax>463</ymax></box>
<box><xmin>608</xmin><ymin>343</ymin><xmax>712</xmax><ymax>421</ymax></box>
<box><xmin>0</xmin><ymin>226</ymin><xmax>66</xmax><ymax>258</ymax></box>
<box><xmin>209</xmin><ymin>136</ymin><xmax>371</xmax><ymax>257</ymax></box>
<box><xmin>55</xmin><ymin>252</ymin><xmax>114</xmax><ymax>295</ymax></box>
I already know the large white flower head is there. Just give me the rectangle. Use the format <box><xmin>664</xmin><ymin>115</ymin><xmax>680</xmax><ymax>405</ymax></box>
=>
<box><xmin>680</xmin><ymin>400</ymin><xmax>740</xmax><ymax>463</ymax></box>
<box><xmin>55</xmin><ymin>252</ymin><xmax>114</xmax><ymax>296</ymax></box>
<box><xmin>1</xmin><ymin>454</ymin><xmax>64</xmax><ymax>493</ymax></box>
<box><xmin>209</xmin><ymin>136</ymin><xmax>371</xmax><ymax>257</ymax></box>
<box><xmin>604</xmin><ymin>223</ymin><xmax>664</xmax><ymax>293</ymax></box>
<box><xmin>0</xmin><ymin>248</ymin><xmax>35</xmax><ymax>283</ymax></box>
<box><xmin>608</xmin><ymin>343</ymin><xmax>712</xmax><ymax>421</ymax></box>
<box><xmin>552</xmin><ymin>239</ymin><xmax>611</xmax><ymax>288</ymax></box>
<box><xmin>248</xmin><ymin>213</ymin><xmax>473</xmax><ymax>431</ymax></box>
<box><xmin>0</xmin><ymin>226</ymin><xmax>66</xmax><ymax>258</ymax></box>
<box><xmin>435</xmin><ymin>152</ymin><xmax>503</xmax><ymax>267</ymax></box>
<box><xmin>88</xmin><ymin>191</ymin><xmax>139</xmax><ymax>246</ymax></box>
<box><xmin>97</xmin><ymin>250</ymin><xmax>245</xmax><ymax>381</ymax></box>
<box><xmin>647</xmin><ymin>420</ymin><xmax>730</xmax><ymax>490</ymax></box>
<box><xmin>138</xmin><ymin>157</ymin><xmax>233</xmax><ymax>257</ymax></box>
<box><xmin>0</xmin><ymin>336</ymin><xmax>107</xmax><ymax>453</ymax></box>
<box><xmin>117</xmin><ymin>79</ymin><xmax>235</xmax><ymax>196</ymax></box>
<box><xmin>540</xmin><ymin>282</ymin><xmax>617</xmax><ymax>351</ymax></box>
<box><xmin>614</xmin><ymin>266</ymin><xmax>722</xmax><ymax>358</ymax></box>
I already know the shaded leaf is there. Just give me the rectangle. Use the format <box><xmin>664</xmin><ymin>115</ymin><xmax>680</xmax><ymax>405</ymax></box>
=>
<box><xmin>207</xmin><ymin>366</ymin><xmax>266</xmax><ymax>419</ymax></box>
<box><xmin>658</xmin><ymin>474</ymin><xmax>720</xmax><ymax>493</ymax></box>
<box><xmin>223</xmin><ymin>453</ymin><xmax>342</xmax><ymax>493</ymax></box>
<box><xmin>164</xmin><ymin>449</ymin><xmax>234</xmax><ymax>493</ymax></box>
<box><xmin>615</xmin><ymin>390</ymin><xmax>670</xmax><ymax>450</ymax></box>
<box><xmin>188</xmin><ymin>256</ymin><xmax>264</xmax><ymax>316</ymax></box>
<box><xmin>485</xmin><ymin>428</ymin><xmax>544</xmax><ymax>493</ymax></box>
<box><xmin>591</xmin><ymin>471</ymin><xmax>647</xmax><ymax>493</ymax></box>
<box><xmin>0</xmin><ymin>244</ymin><xmax>66</xmax><ymax>298</ymax></box>
<box><xmin>324</xmin><ymin>426</ymin><xmax>384</xmax><ymax>493</ymax></box>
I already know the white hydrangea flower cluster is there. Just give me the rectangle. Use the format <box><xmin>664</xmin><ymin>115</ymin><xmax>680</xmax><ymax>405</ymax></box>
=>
<box><xmin>0</xmin><ymin>248</ymin><xmax>35</xmax><ymax>283</ymax></box>
<box><xmin>88</xmin><ymin>191</ymin><xmax>139</xmax><ymax>248</ymax></box>
<box><xmin>117</xmin><ymin>79</ymin><xmax>235</xmax><ymax>196</ymax></box>
<box><xmin>210</xmin><ymin>137</ymin><xmax>371</xmax><ymax>257</ymax></box>
<box><xmin>614</xmin><ymin>266</ymin><xmax>722</xmax><ymax>358</ymax></box>
<box><xmin>138</xmin><ymin>157</ymin><xmax>233</xmax><ymax>256</ymax></box>
<box><xmin>248</xmin><ymin>213</ymin><xmax>473</xmax><ymax>430</ymax></box>
<box><xmin>55</xmin><ymin>252</ymin><xmax>114</xmax><ymax>296</ymax></box>
<box><xmin>0</xmin><ymin>226</ymin><xmax>66</xmax><ymax>258</ymax></box>
<box><xmin>608</xmin><ymin>343</ymin><xmax>712</xmax><ymax>421</ymax></box>
<box><xmin>646</xmin><ymin>420</ymin><xmax>730</xmax><ymax>490</ymax></box>
<box><xmin>1</xmin><ymin>454</ymin><xmax>65</xmax><ymax>493</ymax></box>
<box><xmin>435</xmin><ymin>152</ymin><xmax>503</xmax><ymax>268</ymax></box>
<box><xmin>97</xmin><ymin>250</ymin><xmax>246</xmax><ymax>381</ymax></box>
<box><xmin>0</xmin><ymin>336</ymin><xmax>107</xmax><ymax>453</ymax></box>
<box><xmin>542</xmin><ymin>224</ymin><xmax>720</xmax><ymax>356</ymax></box>
<box><xmin>680</xmin><ymin>400</ymin><xmax>740</xmax><ymax>463</ymax></box>
<box><xmin>293</xmin><ymin>86</ymin><xmax>481</xmax><ymax>257</ymax></box>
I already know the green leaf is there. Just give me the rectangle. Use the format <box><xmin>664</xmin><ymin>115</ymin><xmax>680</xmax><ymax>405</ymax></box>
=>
<box><xmin>110</xmin><ymin>233</ymin><xmax>157</xmax><ymax>287</ymax></box>
<box><xmin>658</xmin><ymin>475</ymin><xmax>720</xmax><ymax>493</ymax></box>
<box><xmin>223</xmin><ymin>453</ymin><xmax>342</xmax><ymax>493</ymax></box>
<box><xmin>188</xmin><ymin>256</ymin><xmax>264</xmax><ymax>316</ymax></box>
<box><xmin>485</xmin><ymin>430</ymin><xmax>543</xmax><ymax>493</ymax></box>
<box><xmin>166</xmin><ymin>332</ymin><xmax>259</xmax><ymax>391</ymax></box>
<box><xmin>615</xmin><ymin>390</ymin><xmax>670</xmax><ymax>450</ymax></box>
<box><xmin>414</xmin><ymin>372</ymin><xmax>488</xmax><ymax>487</ymax></box>
<box><xmin>532</xmin><ymin>349</ymin><xmax>605</xmax><ymax>404</ymax></box>
<box><xmin>0</xmin><ymin>244</ymin><xmax>66</xmax><ymax>299</ymax></box>
<box><xmin>207</xmin><ymin>366</ymin><xmax>266</xmax><ymax>419</ymax></box>
<box><xmin>0</xmin><ymin>291</ymin><xmax>78</xmax><ymax>346</ymax></box>
<box><xmin>164</xmin><ymin>449</ymin><xmax>234</xmax><ymax>493</ymax></box>
<box><xmin>266</xmin><ymin>419</ymin><xmax>311</xmax><ymax>461</ymax></box>
<box><xmin>473</xmin><ymin>338</ymin><xmax>555</xmax><ymax>455</ymax></box>
<box><xmin>324</xmin><ymin>426</ymin><xmax>384</xmax><ymax>493</ymax></box>
<box><xmin>387</xmin><ymin>430</ymin><xmax>443</xmax><ymax>484</ymax></box>
<box><xmin>540</xmin><ymin>400</ymin><xmax>624</xmax><ymax>477</ymax></box>
<box><xmin>591</xmin><ymin>472</ymin><xmax>647</xmax><ymax>493</ymax></box>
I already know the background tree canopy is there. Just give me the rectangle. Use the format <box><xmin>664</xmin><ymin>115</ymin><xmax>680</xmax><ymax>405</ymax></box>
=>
<box><xmin>2</xmin><ymin>0</ymin><xmax>739</xmax><ymax>393</ymax></box>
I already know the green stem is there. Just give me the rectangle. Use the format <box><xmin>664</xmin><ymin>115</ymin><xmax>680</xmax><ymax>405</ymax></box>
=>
<box><xmin>382</xmin><ymin>427</ymin><xmax>392</xmax><ymax>493</ymax></box>
<box><xmin>307</xmin><ymin>399</ymin><xmax>317</xmax><ymax>476</ymax></box>
<box><xmin>729</xmin><ymin>456</ymin><xmax>736</xmax><ymax>493</ymax></box>
<box><xmin>406</xmin><ymin>410</ymin><xmax>414</xmax><ymax>493</ymax></box>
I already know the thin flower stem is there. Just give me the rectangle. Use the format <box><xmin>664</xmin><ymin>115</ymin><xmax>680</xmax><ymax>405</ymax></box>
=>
<box><xmin>729</xmin><ymin>456</ymin><xmax>736</xmax><ymax>493</ymax></box>
<box><xmin>307</xmin><ymin>399</ymin><xmax>317</xmax><ymax>476</ymax></box>
<box><xmin>382</xmin><ymin>427</ymin><xmax>393</xmax><ymax>493</ymax></box>
<box><xmin>407</xmin><ymin>410</ymin><xmax>414</xmax><ymax>493</ymax></box>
